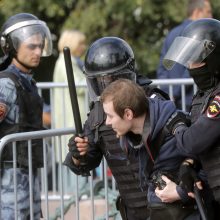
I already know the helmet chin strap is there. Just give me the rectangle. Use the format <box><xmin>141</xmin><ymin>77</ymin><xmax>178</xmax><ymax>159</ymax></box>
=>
<box><xmin>14</xmin><ymin>56</ymin><xmax>33</xmax><ymax>73</ymax></box>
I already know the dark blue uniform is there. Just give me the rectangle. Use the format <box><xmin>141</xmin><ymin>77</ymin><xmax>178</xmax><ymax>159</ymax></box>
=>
<box><xmin>175</xmin><ymin>95</ymin><xmax>220</xmax><ymax>155</ymax></box>
<box><xmin>175</xmin><ymin>85</ymin><xmax>220</xmax><ymax>211</ymax></box>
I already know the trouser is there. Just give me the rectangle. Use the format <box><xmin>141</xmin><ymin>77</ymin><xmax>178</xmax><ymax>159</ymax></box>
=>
<box><xmin>148</xmin><ymin>202</ymin><xmax>199</xmax><ymax>220</ymax></box>
<box><xmin>211</xmin><ymin>200</ymin><xmax>220</xmax><ymax>220</ymax></box>
<box><xmin>116</xmin><ymin>196</ymin><xmax>149</xmax><ymax>220</ymax></box>
<box><xmin>1</xmin><ymin>168</ymin><xmax>41</xmax><ymax>220</ymax></box>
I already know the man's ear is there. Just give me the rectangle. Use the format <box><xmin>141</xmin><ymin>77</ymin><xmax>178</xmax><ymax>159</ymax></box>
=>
<box><xmin>124</xmin><ymin>108</ymin><xmax>133</xmax><ymax>120</ymax></box>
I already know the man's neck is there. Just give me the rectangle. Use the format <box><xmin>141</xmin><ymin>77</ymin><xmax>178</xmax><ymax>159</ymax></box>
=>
<box><xmin>12</xmin><ymin>58</ymin><xmax>31</xmax><ymax>74</ymax></box>
<box><xmin>130</xmin><ymin>113</ymin><xmax>146</xmax><ymax>135</ymax></box>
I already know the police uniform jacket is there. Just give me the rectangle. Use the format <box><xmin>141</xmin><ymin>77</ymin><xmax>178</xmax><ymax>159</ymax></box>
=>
<box><xmin>175</xmin><ymin>83</ymin><xmax>220</xmax><ymax>202</ymax></box>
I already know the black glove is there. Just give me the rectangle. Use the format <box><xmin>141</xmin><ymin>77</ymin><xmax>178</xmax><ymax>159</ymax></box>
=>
<box><xmin>179</xmin><ymin>161</ymin><xmax>200</xmax><ymax>193</ymax></box>
<box><xmin>166</xmin><ymin>110</ymin><xmax>191</xmax><ymax>135</ymax></box>
<box><xmin>68</xmin><ymin>135</ymin><xmax>81</xmax><ymax>160</ymax></box>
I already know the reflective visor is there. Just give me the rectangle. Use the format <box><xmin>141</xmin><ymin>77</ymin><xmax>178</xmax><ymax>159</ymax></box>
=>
<box><xmin>163</xmin><ymin>36</ymin><xmax>215</xmax><ymax>70</ymax></box>
<box><xmin>10</xmin><ymin>22</ymin><xmax>53</xmax><ymax>57</ymax></box>
<box><xmin>86</xmin><ymin>70</ymin><xmax>136</xmax><ymax>101</ymax></box>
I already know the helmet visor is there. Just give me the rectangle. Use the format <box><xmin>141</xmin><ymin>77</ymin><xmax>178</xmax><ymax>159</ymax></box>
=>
<box><xmin>87</xmin><ymin>70</ymin><xmax>136</xmax><ymax>101</ymax></box>
<box><xmin>10</xmin><ymin>22</ymin><xmax>52</xmax><ymax>57</ymax></box>
<box><xmin>163</xmin><ymin>36</ymin><xmax>215</xmax><ymax>70</ymax></box>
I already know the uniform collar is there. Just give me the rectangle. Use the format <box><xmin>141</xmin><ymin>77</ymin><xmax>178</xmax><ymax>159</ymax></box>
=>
<box><xmin>7</xmin><ymin>64</ymin><xmax>33</xmax><ymax>82</ymax></box>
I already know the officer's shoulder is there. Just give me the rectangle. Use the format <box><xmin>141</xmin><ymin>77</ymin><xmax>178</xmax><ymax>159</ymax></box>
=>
<box><xmin>89</xmin><ymin>101</ymin><xmax>102</xmax><ymax>111</ymax></box>
<box><xmin>0</xmin><ymin>76</ymin><xmax>16</xmax><ymax>91</ymax></box>
<box><xmin>149</xmin><ymin>87</ymin><xmax>170</xmax><ymax>100</ymax></box>
<box><xmin>136</xmin><ymin>74</ymin><xmax>170</xmax><ymax>100</ymax></box>
<box><xmin>206</xmin><ymin>94</ymin><xmax>220</xmax><ymax>118</ymax></box>
<box><xmin>143</xmin><ymin>85</ymin><xmax>170</xmax><ymax>101</ymax></box>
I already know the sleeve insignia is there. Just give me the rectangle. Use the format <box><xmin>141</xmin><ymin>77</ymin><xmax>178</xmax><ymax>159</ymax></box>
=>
<box><xmin>0</xmin><ymin>103</ymin><xmax>7</xmax><ymax>120</ymax></box>
<box><xmin>207</xmin><ymin>95</ymin><xmax>220</xmax><ymax>118</ymax></box>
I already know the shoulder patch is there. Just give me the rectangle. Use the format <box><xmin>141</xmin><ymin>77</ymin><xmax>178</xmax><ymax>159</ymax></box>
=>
<box><xmin>206</xmin><ymin>95</ymin><xmax>220</xmax><ymax>118</ymax></box>
<box><xmin>0</xmin><ymin>103</ymin><xmax>7</xmax><ymax>120</ymax></box>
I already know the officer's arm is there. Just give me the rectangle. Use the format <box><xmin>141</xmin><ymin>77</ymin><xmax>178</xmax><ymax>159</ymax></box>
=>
<box><xmin>63</xmin><ymin>141</ymin><xmax>102</xmax><ymax>175</ymax></box>
<box><xmin>175</xmin><ymin>114</ymin><xmax>220</xmax><ymax>154</ymax></box>
<box><xmin>0</xmin><ymin>78</ymin><xmax>16</xmax><ymax>122</ymax></box>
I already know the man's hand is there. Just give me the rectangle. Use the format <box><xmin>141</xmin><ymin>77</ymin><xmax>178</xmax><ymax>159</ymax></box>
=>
<box><xmin>166</xmin><ymin>110</ymin><xmax>191</xmax><ymax>135</ymax></box>
<box><xmin>68</xmin><ymin>135</ymin><xmax>89</xmax><ymax>162</ymax></box>
<box><xmin>155</xmin><ymin>175</ymin><xmax>180</xmax><ymax>203</ymax></box>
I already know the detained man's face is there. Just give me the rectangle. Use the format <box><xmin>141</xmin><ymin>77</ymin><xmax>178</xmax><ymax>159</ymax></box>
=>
<box><xmin>103</xmin><ymin>100</ymin><xmax>131</xmax><ymax>138</ymax></box>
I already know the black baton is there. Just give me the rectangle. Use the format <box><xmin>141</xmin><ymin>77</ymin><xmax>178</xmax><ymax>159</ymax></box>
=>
<box><xmin>63</xmin><ymin>47</ymin><xmax>83</xmax><ymax>136</ymax></box>
<box><xmin>194</xmin><ymin>185</ymin><xmax>208</xmax><ymax>220</ymax></box>
<box><xmin>63</xmin><ymin>47</ymin><xmax>88</xmax><ymax>169</ymax></box>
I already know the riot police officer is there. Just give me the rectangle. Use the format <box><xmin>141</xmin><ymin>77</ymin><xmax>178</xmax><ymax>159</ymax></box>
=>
<box><xmin>163</xmin><ymin>18</ymin><xmax>220</xmax><ymax>219</ymax></box>
<box><xmin>64</xmin><ymin>36</ymin><xmax>169</xmax><ymax>220</ymax></box>
<box><xmin>0</xmin><ymin>13</ymin><xmax>52</xmax><ymax>219</ymax></box>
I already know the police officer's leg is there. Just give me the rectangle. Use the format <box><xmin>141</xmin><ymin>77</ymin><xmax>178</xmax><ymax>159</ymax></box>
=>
<box><xmin>116</xmin><ymin>196</ymin><xmax>149</xmax><ymax>220</ymax></box>
<box><xmin>125</xmin><ymin>206</ymin><xmax>150</xmax><ymax>220</ymax></box>
<box><xmin>149</xmin><ymin>203</ymin><xmax>196</xmax><ymax>220</ymax></box>
<box><xmin>1</xmin><ymin>168</ymin><xmax>16</xmax><ymax>220</ymax></box>
<box><xmin>212</xmin><ymin>200</ymin><xmax>220</xmax><ymax>220</ymax></box>
<box><xmin>33</xmin><ymin>169</ymin><xmax>41</xmax><ymax>219</ymax></box>
<box><xmin>184</xmin><ymin>211</ymin><xmax>200</xmax><ymax>220</ymax></box>
<box><xmin>116</xmin><ymin>196</ymin><xmax>128</xmax><ymax>220</ymax></box>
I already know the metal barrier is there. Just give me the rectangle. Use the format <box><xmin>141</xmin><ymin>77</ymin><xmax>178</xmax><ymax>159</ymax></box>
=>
<box><xmin>0</xmin><ymin>128</ymin><xmax>119</xmax><ymax>220</ymax></box>
<box><xmin>37</xmin><ymin>82</ymin><xmax>89</xmax><ymax>129</ymax></box>
<box><xmin>37</xmin><ymin>79</ymin><xmax>196</xmax><ymax>116</ymax></box>
<box><xmin>151</xmin><ymin>78</ymin><xmax>196</xmax><ymax>111</ymax></box>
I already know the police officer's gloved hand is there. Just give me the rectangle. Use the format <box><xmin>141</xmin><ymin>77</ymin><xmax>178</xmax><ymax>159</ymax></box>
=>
<box><xmin>68</xmin><ymin>135</ymin><xmax>81</xmax><ymax>160</ymax></box>
<box><xmin>166</xmin><ymin>110</ymin><xmax>191</xmax><ymax>135</ymax></box>
<box><xmin>179</xmin><ymin>161</ymin><xmax>199</xmax><ymax>193</ymax></box>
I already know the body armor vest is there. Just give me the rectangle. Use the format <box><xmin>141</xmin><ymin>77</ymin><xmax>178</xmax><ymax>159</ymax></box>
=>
<box><xmin>88</xmin><ymin>101</ymin><xmax>148</xmax><ymax>208</ymax></box>
<box><xmin>191</xmin><ymin>85</ymin><xmax>220</xmax><ymax>202</ymax></box>
<box><xmin>0</xmin><ymin>71</ymin><xmax>44</xmax><ymax>168</ymax></box>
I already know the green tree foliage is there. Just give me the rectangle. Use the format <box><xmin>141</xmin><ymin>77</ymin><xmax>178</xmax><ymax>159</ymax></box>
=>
<box><xmin>0</xmin><ymin>0</ymin><xmax>220</xmax><ymax>79</ymax></box>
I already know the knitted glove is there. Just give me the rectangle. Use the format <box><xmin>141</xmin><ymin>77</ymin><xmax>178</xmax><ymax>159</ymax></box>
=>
<box><xmin>68</xmin><ymin>135</ymin><xmax>81</xmax><ymax>160</ymax></box>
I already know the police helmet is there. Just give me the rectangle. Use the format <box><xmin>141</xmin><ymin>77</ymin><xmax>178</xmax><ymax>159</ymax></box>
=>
<box><xmin>0</xmin><ymin>13</ymin><xmax>53</xmax><ymax>58</ymax></box>
<box><xmin>84</xmin><ymin>36</ymin><xmax>136</xmax><ymax>101</ymax></box>
<box><xmin>163</xmin><ymin>18</ymin><xmax>220</xmax><ymax>75</ymax></box>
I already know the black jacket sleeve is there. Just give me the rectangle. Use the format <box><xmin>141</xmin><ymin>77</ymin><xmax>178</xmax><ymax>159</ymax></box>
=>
<box><xmin>175</xmin><ymin>114</ymin><xmax>220</xmax><ymax>155</ymax></box>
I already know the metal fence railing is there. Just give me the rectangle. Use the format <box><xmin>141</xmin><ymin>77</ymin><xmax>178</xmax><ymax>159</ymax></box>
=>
<box><xmin>37</xmin><ymin>78</ymin><xmax>196</xmax><ymax>116</ymax></box>
<box><xmin>151</xmin><ymin>78</ymin><xmax>196</xmax><ymax>111</ymax></box>
<box><xmin>0</xmin><ymin>128</ymin><xmax>119</xmax><ymax>220</ymax></box>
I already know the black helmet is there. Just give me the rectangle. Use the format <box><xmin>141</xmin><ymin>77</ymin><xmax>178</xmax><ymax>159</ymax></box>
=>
<box><xmin>84</xmin><ymin>36</ymin><xmax>136</xmax><ymax>101</ymax></box>
<box><xmin>163</xmin><ymin>18</ymin><xmax>220</xmax><ymax>75</ymax></box>
<box><xmin>0</xmin><ymin>13</ymin><xmax>52</xmax><ymax>58</ymax></box>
